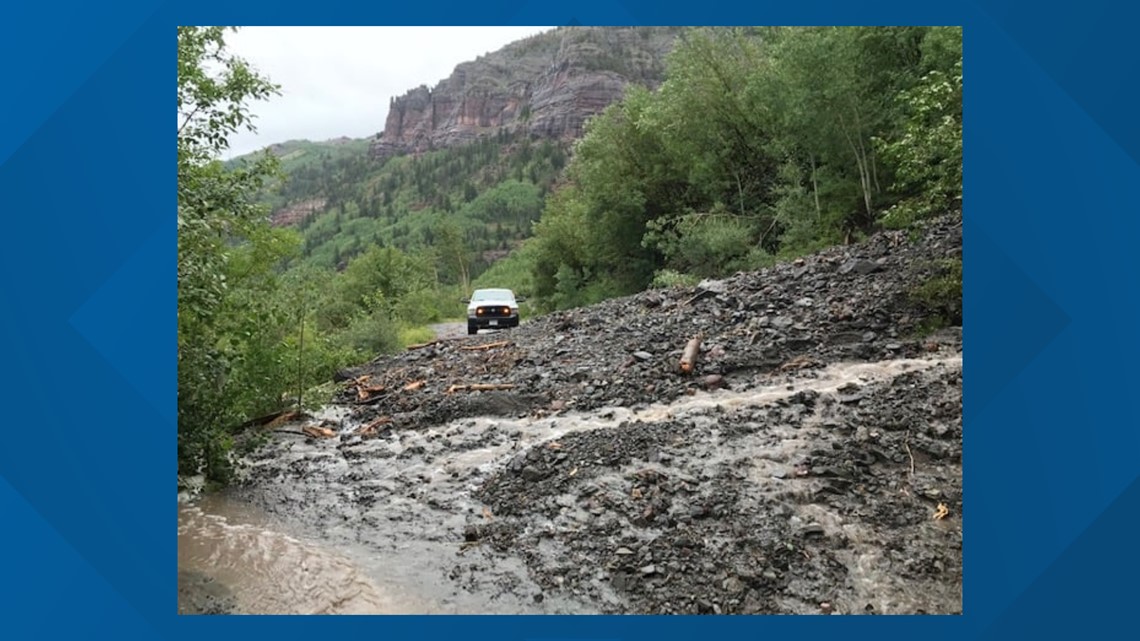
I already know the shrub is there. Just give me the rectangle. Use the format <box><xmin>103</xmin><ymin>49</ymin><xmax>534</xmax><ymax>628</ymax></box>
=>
<box><xmin>910</xmin><ymin>258</ymin><xmax>962</xmax><ymax>329</ymax></box>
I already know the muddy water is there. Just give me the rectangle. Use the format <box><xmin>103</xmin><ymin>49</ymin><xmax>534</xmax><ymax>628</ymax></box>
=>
<box><xmin>178</xmin><ymin>354</ymin><xmax>961</xmax><ymax>614</ymax></box>
<box><xmin>178</xmin><ymin>494</ymin><xmax>436</xmax><ymax>614</ymax></box>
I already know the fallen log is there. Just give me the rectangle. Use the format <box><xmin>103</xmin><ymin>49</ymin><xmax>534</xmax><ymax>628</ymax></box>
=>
<box><xmin>460</xmin><ymin>341</ymin><xmax>510</xmax><ymax>351</ymax></box>
<box><xmin>301</xmin><ymin>425</ymin><xmax>337</xmax><ymax>439</ymax></box>
<box><xmin>679</xmin><ymin>335</ymin><xmax>702</xmax><ymax>374</ymax></box>
<box><xmin>445</xmin><ymin>383</ymin><xmax>516</xmax><ymax>394</ymax></box>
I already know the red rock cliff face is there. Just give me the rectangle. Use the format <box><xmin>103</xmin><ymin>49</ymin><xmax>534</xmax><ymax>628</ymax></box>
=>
<box><xmin>370</xmin><ymin>27</ymin><xmax>680</xmax><ymax>159</ymax></box>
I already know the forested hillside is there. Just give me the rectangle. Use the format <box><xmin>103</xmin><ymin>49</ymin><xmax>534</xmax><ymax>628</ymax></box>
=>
<box><xmin>519</xmin><ymin>26</ymin><xmax>962</xmax><ymax>308</ymax></box>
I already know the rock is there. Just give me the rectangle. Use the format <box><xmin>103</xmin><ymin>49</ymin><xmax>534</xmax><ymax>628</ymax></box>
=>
<box><xmin>521</xmin><ymin>465</ymin><xmax>545</xmax><ymax>482</ymax></box>
<box><xmin>838</xmin><ymin>259</ymin><xmax>882</xmax><ymax>275</ymax></box>
<box><xmin>633</xmin><ymin>351</ymin><xmax>654</xmax><ymax>362</ymax></box>
<box><xmin>640</xmin><ymin>564</ymin><xmax>658</xmax><ymax>575</ymax></box>
<box><xmin>697</xmin><ymin>278</ymin><xmax>728</xmax><ymax>294</ymax></box>
<box><xmin>771</xmin><ymin>316</ymin><xmax>795</xmax><ymax>330</ymax></box>
<box><xmin>703</xmin><ymin>374</ymin><xmax>725</xmax><ymax>390</ymax></box>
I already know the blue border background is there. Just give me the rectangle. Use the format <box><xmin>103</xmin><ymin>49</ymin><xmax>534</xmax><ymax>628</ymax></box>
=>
<box><xmin>3</xmin><ymin>1</ymin><xmax>1138</xmax><ymax>638</ymax></box>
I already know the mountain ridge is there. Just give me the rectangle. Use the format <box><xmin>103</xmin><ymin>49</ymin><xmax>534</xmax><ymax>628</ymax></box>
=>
<box><xmin>370</xmin><ymin>26</ymin><xmax>682</xmax><ymax>159</ymax></box>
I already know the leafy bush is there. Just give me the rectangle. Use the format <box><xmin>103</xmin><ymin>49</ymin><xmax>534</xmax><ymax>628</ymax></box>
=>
<box><xmin>336</xmin><ymin>309</ymin><xmax>402</xmax><ymax>355</ymax></box>
<box><xmin>910</xmin><ymin>258</ymin><xmax>962</xmax><ymax>328</ymax></box>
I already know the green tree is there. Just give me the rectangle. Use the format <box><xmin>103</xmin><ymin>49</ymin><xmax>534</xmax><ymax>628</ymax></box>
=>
<box><xmin>178</xmin><ymin>26</ymin><xmax>281</xmax><ymax>481</ymax></box>
<box><xmin>876</xmin><ymin>27</ymin><xmax>962</xmax><ymax>227</ymax></box>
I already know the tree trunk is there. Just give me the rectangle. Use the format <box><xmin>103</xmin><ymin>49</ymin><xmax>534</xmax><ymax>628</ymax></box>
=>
<box><xmin>810</xmin><ymin>153</ymin><xmax>821</xmax><ymax>220</ymax></box>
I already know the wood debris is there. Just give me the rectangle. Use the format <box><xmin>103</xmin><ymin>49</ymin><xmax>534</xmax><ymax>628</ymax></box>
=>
<box><xmin>402</xmin><ymin>379</ymin><xmax>427</xmax><ymax>392</ymax></box>
<box><xmin>445</xmin><ymin>383</ymin><xmax>516</xmax><ymax>394</ymax></box>
<box><xmin>263</xmin><ymin>410</ymin><xmax>305</xmax><ymax>430</ymax></box>
<box><xmin>405</xmin><ymin>340</ymin><xmax>440</xmax><ymax>350</ymax></box>
<box><xmin>679</xmin><ymin>335</ymin><xmax>702</xmax><ymax>374</ymax></box>
<box><xmin>301</xmin><ymin>425</ymin><xmax>337</xmax><ymax>439</ymax></box>
<box><xmin>933</xmin><ymin>503</ymin><xmax>950</xmax><ymax>520</ymax></box>
<box><xmin>356</xmin><ymin>384</ymin><xmax>387</xmax><ymax>402</ymax></box>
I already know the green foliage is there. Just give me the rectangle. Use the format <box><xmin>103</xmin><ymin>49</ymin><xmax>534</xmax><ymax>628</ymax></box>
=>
<box><xmin>650</xmin><ymin>269</ymin><xmax>701</xmax><ymax>289</ymax></box>
<box><xmin>473</xmin><ymin>239</ymin><xmax>538</xmax><ymax>299</ymax></box>
<box><xmin>525</xmin><ymin>26</ymin><xmax>960</xmax><ymax>312</ymax></box>
<box><xmin>644</xmin><ymin>209</ymin><xmax>774</xmax><ymax>278</ymax></box>
<box><xmin>398</xmin><ymin>325</ymin><xmax>437</xmax><ymax>348</ymax></box>
<box><xmin>910</xmin><ymin>258</ymin><xmax>963</xmax><ymax>330</ymax></box>
<box><xmin>178</xmin><ymin>27</ymin><xmax>284</xmax><ymax>481</ymax></box>
<box><xmin>876</xmin><ymin>29</ymin><xmax>962</xmax><ymax>228</ymax></box>
<box><xmin>336</xmin><ymin>307</ymin><xmax>401</xmax><ymax>355</ymax></box>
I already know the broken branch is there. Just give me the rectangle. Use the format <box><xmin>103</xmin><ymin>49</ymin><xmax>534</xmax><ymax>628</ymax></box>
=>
<box><xmin>685</xmin><ymin>288</ymin><xmax>716</xmax><ymax>306</ymax></box>
<box><xmin>406</xmin><ymin>340</ymin><xmax>439</xmax><ymax>350</ymax></box>
<box><xmin>933</xmin><ymin>503</ymin><xmax>949</xmax><ymax>521</ymax></box>
<box><xmin>402</xmin><ymin>379</ymin><xmax>427</xmax><ymax>392</ymax></box>
<box><xmin>444</xmin><ymin>380</ymin><xmax>517</xmax><ymax>392</ymax></box>
<box><xmin>259</xmin><ymin>410</ymin><xmax>306</xmax><ymax>430</ymax></box>
<box><xmin>357</xmin><ymin>385</ymin><xmax>387</xmax><ymax>402</ymax></box>
<box><xmin>301</xmin><ymin>425</ymin><xmax>337</xmax><ymax>439</ymax></box>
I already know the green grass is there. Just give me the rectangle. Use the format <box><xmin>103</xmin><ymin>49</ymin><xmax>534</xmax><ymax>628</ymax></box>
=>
<box><xmin>398</xmin><ymin>325</ymin><xmax>436</xmax><ymax>347</ymax></box>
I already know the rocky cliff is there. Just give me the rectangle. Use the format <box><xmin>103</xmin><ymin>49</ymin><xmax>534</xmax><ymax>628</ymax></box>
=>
<box><xmin>370</xmin><ymin>27</ymin><xmax>682</xmax><ymax>159</ymax></box>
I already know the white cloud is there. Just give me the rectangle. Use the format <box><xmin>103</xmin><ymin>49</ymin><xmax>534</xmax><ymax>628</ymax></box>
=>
<box><xmin>222</xmin><ymin>26</ymin><xmax>554</xmax><ymax>158</ymax></box>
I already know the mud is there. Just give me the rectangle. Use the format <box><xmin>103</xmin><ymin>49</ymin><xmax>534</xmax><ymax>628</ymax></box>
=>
<box><xmin>179</xmin><ymin>214</ymin><xmax>962</xmax><ymax>615</ymax></box>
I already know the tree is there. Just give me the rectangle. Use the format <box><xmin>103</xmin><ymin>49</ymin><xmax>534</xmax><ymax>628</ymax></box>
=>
<box><xmin>178</xmin><ymin>27</ymin><xmax>281</xmax><ymax>482</ymax></box>
<box><xmin>875</xmin><ymin>27</ymin><xmax>962</xmax><ymax>227</ymax></box>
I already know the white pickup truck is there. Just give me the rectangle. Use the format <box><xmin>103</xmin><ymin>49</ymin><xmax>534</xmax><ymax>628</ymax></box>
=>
<box><xmin>464</xmin><ymin>288</ymin><xmax>523</xmax><ymax>335</ymax></box>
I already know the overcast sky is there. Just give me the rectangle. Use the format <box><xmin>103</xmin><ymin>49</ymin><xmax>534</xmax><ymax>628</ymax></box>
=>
<box><xmin>223</xmin><ymin>27</ymin><xmax>554</xmax><ymax>158</ymax></box>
